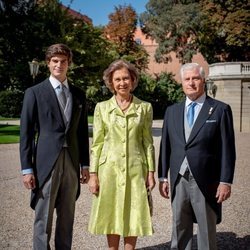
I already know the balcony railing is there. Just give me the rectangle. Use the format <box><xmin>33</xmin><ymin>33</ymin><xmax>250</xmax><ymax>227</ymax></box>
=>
<box><xmin>208</xmin><ymin>62</ymin><xmax>250</xmax><ymax>79</ymax></box>
<box><xmin>241</xmin><ymin>63</ymin><xmax>250</xmax><ymax>74</ymax></box>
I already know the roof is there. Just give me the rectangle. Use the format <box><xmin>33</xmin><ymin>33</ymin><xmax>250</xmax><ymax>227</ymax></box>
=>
<box><xmin>60</xmin><ymin>3</ymin><xmax>92</xmax><ymax>25</ymax></box>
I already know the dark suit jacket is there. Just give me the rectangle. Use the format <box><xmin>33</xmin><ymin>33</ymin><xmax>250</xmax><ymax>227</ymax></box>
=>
<box><xmin>158</xmin><ymin>96</ymin><xmax>236</xmax><ymax>223</ymax></box>
<box><xmin>20</xmin><ymin>79</ymin><xmax>89</xmax><ymax>209</ymax></box>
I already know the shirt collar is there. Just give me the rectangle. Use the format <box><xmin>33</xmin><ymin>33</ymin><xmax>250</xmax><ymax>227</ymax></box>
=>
<box><xmin>49</xmin><ymin>75</ymin><xmax>69</xmax><ymax>90</ymax></box>
<box><xmin>185</xmin><ymin>93</ymin><xmax>206</xmax><ymax>107</ymax></box>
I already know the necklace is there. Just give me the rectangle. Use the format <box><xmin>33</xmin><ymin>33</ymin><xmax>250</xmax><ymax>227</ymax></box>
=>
<box><xmin>116</xmin><ymin>95</ymin><xmax>132</xmax><ymax>112</ymax></box>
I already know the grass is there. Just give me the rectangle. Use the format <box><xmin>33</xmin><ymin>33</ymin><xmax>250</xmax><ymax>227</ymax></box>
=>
<box><xmin>0</xmin><ymin>116</ymin><xmax>93</xmax><ymax>144</ymax></box>
<box><xmin>88</xmin><ymin>116</ymin><xmax>93</xmax><ymax>124</ymax></box>
<box><xmin>0</xmin><ymin>116</ymin><xmax>93</xmax><ymax>123</ymax></box>
<box><xmin>0</xmin><ymin>125</ymin><xmax>20</xmax><ymax>144</ymax></box>
<box><xmin>0</xmin><ymin>117</ymin><xmax>19</xmax><ymax>120</ymax></box>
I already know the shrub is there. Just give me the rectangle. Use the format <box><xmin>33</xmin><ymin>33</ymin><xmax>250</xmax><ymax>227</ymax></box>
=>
<box><xmin>0</xmin><ymin>90</ymin><xmax>23</xmax><ymax>118</ymax></box>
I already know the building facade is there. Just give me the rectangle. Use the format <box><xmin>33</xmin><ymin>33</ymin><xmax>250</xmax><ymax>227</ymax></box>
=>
<box><xmin>207</xmin><ymin>62</ymin><xmax>250</xmax><ymax>132</ymax></box>
<box><xmin>134</xmin><ymin>28</ymin><xmax>209</xmax><ymax>83</ymax></box>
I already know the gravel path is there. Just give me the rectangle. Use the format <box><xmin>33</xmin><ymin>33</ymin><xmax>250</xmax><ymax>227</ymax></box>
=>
<box><xmin>0</xmin><ymin>121</ymin><xmax>249</xmax><ymax>249</ymax></box>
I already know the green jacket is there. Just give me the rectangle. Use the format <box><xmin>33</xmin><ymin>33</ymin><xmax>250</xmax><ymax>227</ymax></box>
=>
<box><xmin>90</xmin><ymin>95</ymin><xmax>155</xmax><ymax>174</ymax></box>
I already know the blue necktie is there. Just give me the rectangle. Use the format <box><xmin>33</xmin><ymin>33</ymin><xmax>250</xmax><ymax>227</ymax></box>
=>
<box><xmin>187</xmin><ymin>102</ymin><xmax>197</xmax><ymax>127</ymax></box>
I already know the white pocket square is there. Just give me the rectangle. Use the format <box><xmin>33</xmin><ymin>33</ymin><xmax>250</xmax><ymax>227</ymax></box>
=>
<box><xmin>206</xmin><ymin>120</ymin><xmax>217</xmax><ymax>123</ymax></box>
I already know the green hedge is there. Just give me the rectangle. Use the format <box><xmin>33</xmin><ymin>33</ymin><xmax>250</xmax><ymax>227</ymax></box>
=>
<box><xmin>0</xmin><ymin>90</ymin><xmax>23</xmax><ymax>118</ymax></box>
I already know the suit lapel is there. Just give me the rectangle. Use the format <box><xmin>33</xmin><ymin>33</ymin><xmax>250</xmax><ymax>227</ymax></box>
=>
<box><xmin>67</xmin><ymin>84</ymin><xmax>82</xmax><ymax>132</ymax></box>
<box><xmin>187</xmin><ymin>97</ymin><xmax>217</xmax><ymax>144</ymax></box>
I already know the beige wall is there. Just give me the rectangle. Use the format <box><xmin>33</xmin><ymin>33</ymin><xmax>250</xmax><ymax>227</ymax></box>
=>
<box><xmin>208</xmin><ymin>63</ymin><xmax>250</xmax><ymax>132</ymax></box>
<box><xmin>242</xmin><ymin>81</ymin><xmax>250</xmax><ymax>132</ymax></box>
<box><xmin>134</xmin><ymin>28</ymin><xmax>209</xmax><ymax>83</ymax></box>
<box><xmin>211</xmin><ymin>79</ymin><xmax>242</xmax><ymax>132</ymax></box>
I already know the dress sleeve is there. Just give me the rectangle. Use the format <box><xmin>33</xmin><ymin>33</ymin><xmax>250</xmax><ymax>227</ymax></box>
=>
<box><xmin>142</xmin><ymin>103</ymin><xmax>155</xmax><ymax>172</ymax></box>
<box><xmin>89</xmin><ymin>103</ymin><xmax>105</xmax><ymax>173</ymax></box>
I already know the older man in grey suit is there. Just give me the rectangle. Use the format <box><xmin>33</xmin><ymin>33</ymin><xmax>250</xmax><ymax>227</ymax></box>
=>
<box><xmin>158</xmin><ymin>63</ymin><xmax>236</xmax><ymax>250</ymax></box>
<box><xmin>20</xmin><ymin>44</ymin><xmax>90</xmax><ymax>249</ymax></box>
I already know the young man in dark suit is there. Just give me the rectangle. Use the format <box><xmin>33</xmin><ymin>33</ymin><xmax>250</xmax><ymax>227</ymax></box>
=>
<box><xmin>158</xmin><ymin>63</ymin><xmax>236</xmax><ymax>250</ymax></box>
<box><xmin>20</xmin><ymin>43</ymin><xmax>90</xmax><ymax>249</ymax></box>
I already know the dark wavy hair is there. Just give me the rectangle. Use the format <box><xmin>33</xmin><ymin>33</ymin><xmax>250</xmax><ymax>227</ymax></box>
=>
<box><xmin>45</xmin><ymin>43</ymin><xmax>73</xmax><ymax>65</ymax></box>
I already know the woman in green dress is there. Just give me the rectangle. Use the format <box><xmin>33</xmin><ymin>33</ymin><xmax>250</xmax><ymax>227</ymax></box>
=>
<box><xmin>88</xmin><ymin>59</ymin><xmax>155</xmax><ymax>250</ymax></box>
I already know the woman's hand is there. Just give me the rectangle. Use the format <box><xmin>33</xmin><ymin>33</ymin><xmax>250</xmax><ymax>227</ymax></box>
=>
<box><xmin>88</xmin><ymin>173</ymin><xmax>99</xmax><ymax>195</ymax></box>
<box><xmin>146</xmin><ymin>171</ymin><xmax>155</xmax><ymax>191</ymax></box>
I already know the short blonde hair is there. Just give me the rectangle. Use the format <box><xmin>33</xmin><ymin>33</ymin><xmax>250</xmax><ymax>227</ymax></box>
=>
<box><xmin>103</xmin><ymin>59</ymin><xmax>139</xmax><ymax>93</ymax></box>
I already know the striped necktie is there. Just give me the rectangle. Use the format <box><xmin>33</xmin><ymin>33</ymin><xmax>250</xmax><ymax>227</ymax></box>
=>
<box><xmin>57</xmin><ymin>84</ymin><xmax>67</xmax><ymax>110</ymax></box>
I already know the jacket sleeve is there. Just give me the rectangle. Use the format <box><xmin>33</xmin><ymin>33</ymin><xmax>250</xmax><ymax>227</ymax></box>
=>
<box><xmin>158</xmin><ymin>107</ymin><xmax>171</xmax><ymax>179</ymax></box>
<box><xmin>89</xmin><ymin>103</ymin><xmax>104</xmax><ymax>173</ymax></box>
<box><xmin>19</xmin><ymin>88</ymin><xmax>38</xmax><ymax>171</ymax></box>
<box><xmin>78</xmin><ymin>92</ymin><xmax>90</xmax><ymax>167</ymax></box>
<box><xmin>219</xmin><ymin>104</ymin><xmax>236</xmax><ymax>183</ymax></box>
<box><xmin>142</xmin><ymin>103</ymin><xmax>155</xmax><ymax>172</ymax></box>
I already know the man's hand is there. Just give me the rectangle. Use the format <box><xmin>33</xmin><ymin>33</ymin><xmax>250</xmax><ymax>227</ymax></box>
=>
<box><xmin>80</xmin><ymin>168</ymin><xmax>90</xmax><ymax>184</ymax></box>
<box><xmin>23</xmin><ymin>174</ymin><xmax>36</xmax><ymax>190</ymax></box>
<box><xmin>216</xmin><ymin>183</ymin><xmax>231</xmax><ymax>203</ymax></box>
<box><xmin>159</xmin><ymin>181</ymin><xmax>170</xmax><ymax>199</ymax></box>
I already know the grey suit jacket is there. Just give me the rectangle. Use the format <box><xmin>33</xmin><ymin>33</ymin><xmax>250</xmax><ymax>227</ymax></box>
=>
<box><xmin>158</xmin><ymin>96</ymin><xmax>236</xmax><ymax>223</ymax></box>
<box><xmin>20</xmin><ymin>79</ymin><xmax>89</xmax><ymax>209</ymax></box>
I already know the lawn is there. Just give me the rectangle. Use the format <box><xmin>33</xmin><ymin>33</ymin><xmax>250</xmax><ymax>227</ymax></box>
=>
<box><xmin>0</xmin><ymin>125</ymin><xmax>20</xmax><ymax>144</ymax></box>
<box><xmin>0</xmin><ymin>116</ymin><xmax>93</xmax><ymax>144</ymax></box>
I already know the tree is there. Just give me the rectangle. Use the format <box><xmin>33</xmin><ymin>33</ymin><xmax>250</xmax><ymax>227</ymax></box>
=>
<box><xmin>0</xmin><ymin>0</ymin><xmax>36</xmax><ymax>15</ymax></box>
<box><xmin>198</xmin><ymin>0</ymin><xmax>250</xmax><ymax>63</ymax></box>
<box><xmin>0</xmin><ymin>0</ymin><xmax>116</xmax><ymax>116</ymax></box>
<box><xmin>104</xmin><ymin>5</ymin><xmax>149</xmax><ymax>71</ymax></box>
<box><xmin>0</xmin><ymin>0</ymin><xmax>114</xmax><ymax>90</ymax></box>
<box><xmin>134</xmin><ymin>72</ymin><xmax>184</xmax><ymax>118</ymax></box>
<box><xmin>140</xmin><ymin>0</ymin><xmax>202</xmax><ymax>63</ymax></box>
<box><xmin>140</xmin><ymin>0</ymin><xmax>250</xmax><ymax>64</ymax></box>
<box><xmin>0</xmin><ymin>0</ymin><xmax>78</xmax><ymax>91</ymax></box>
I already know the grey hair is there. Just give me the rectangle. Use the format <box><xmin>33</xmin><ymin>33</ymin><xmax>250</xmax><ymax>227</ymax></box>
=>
<box><xmin>103</xmin><ymin>59</ymin><xmax>139</xmax><ymax>93</ymax></box>
<box><xmin>180</xmin><ymin>63</ymin><xmax>205</xmax><ymax>81</ymax></box>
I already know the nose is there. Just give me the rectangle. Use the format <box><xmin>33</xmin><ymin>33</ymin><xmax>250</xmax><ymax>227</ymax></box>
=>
<box><xmin>57</xmin><ymin>61</ymin><xmax>62</xmax><ymax>67</ymax></box>
<box><xmin>188</xmin><ymin>78</ymin><xmax>195</xmax><ymax>85</ymax></box>
<box><xmin>120</xmin><ymin>79</ymin><xmax>128</xmax><ymax>86</ymax></box>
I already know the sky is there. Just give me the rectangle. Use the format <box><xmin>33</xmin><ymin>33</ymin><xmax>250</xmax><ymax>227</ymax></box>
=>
<box><xmin>60</xmin><ymin>0</ymin><xmax>148</xmax><ymax>26</ymax></box>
